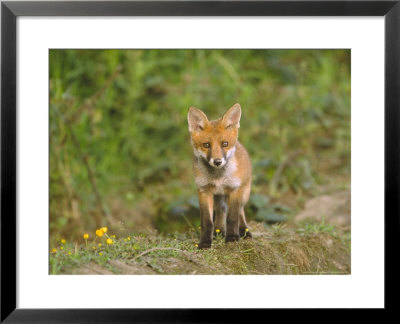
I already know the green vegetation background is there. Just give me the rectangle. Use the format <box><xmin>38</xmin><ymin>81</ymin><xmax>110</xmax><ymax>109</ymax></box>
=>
<box><xmin>50</xmin><ymin>49</ymin><xmax>350</xmax><ymax>243</ymax></box>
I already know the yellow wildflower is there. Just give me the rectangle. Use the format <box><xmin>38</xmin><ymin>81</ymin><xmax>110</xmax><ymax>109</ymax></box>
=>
<box><xmin>98</xmin><ymin>243</ymin><xmax>102</xmax><ymax>247</ymax></box>
<box><xmin>101</xmin><ymin>227</ymin><xmax>108</xmax><ymax>233</ymax></box>
<box><xmin>245</xmin><ymin>228</ymin><xmax>249</xmax><ymax>232</ymax></box>
<box><xmin>195</xmin><ymin>244</ymin><xmax>198</xmax><ymax>248</ymax></box>
<box><xmin>96</xmin><ymin>229</ymin><xmax>104</xmax><ymax>237</ymax></box>
<box><xmin>106</xmin><ymin>238</ymin><xmax>113</xmax><ymax>245</ymax></box>
<box><xmin>83</xmin><ymin>233</ymin><xmax>89</xmax><ymax>239</ymax></box>
<box><xmin>92</xmin><ymin>246</ymin><xmax>96</xmax><ymax>250</ymax></box>
<box><xmin>51</xmin><ymin>248</ymin><xmax>57</xmax><ymax>253</ymax></box>
<box><xmin>215</xmin><ymin>229</ymin><xmax>221</xmax><ymax>233</ymax></box>
<box><xmin>111</xmin><ymin>235</ymin><xmax>116</xmax><ymax>238</ymax></box>
<box><xmin>127</xmin><ymin>237</ymin><xmax>131</xmax><ymax>241</ymax></box>
<box><xmin>61</xmin><ymin>239</ymin><xmax>66</xmax><ymax>244</ymax></box>
<box><xmin>60</xmin><ymin>246</ymin><xmax>64</xmax><ymax>250</ymax></box>
<box><xmin>99</xmin><ymin>252</ymin><xmax>103</xmax><ymax>256</ymax></box>
<box><xmin>68</xmin><ymin>251</ymin><xmax>72</xmax><ymax>255</ymax></box>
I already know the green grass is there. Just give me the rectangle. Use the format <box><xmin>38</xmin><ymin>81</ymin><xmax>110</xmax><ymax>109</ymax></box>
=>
<box><xmin>50</xmin><ymin>221</ymin><xmax>350</xmax><ymax>275</ymax></box>
<box><xmin>297</xmin><ymin>217</ymin><xmax>337</xmax><ymax>235</ymax></box>
<box><xmin>295</xmin><ymin>217</ymin><xmax>351</xmax><ymax>255</ymax></box>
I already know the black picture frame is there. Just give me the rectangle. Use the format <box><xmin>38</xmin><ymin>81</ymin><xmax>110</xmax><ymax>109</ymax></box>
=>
<box><xmin>1</xmin><ymin>0</ymin><xmax>399</xmax><ymax>322</ymax></box>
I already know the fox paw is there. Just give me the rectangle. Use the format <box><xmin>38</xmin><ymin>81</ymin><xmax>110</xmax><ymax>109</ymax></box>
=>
<box><xmin>240</xmin><ymin>228</ymin><xmax>252</xmax><ymax>239</ymax></box>
<box><xmin>225</xmin><ymin>235</ymin><xmax>239</xmax><ymax>243</ymax></box>
<box><xmin>198</xmin><ymin>241</ymin><xmax>212</xmax><ymax>249</ymax></box>
<box><xmin>243</xmin><ymin>232</ymin><xmax>252</xmax><ymax>239</ymax></box>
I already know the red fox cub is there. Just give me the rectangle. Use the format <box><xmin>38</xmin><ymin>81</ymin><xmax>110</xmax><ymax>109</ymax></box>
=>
<box><xmin>187</xmin><ymin>103</ymin><xmax>252</xmax><ymax>249</ymax></box>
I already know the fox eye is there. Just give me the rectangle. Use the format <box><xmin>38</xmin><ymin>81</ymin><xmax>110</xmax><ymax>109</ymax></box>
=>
<box><xmin>203</xmin><ymin>143</ymin><xmax>210</xmax><ymax>148</ymax></box>
<box><xmin>222</xmin><ymin>141</ymin><xmax>228</xmax><ymax>147</ymax></box>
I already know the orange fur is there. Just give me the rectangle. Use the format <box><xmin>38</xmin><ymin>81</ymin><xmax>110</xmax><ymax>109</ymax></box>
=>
<box><xmin>188</xmin><ymin>103</ymin><xmax>252</xmax><ymax>248</ymax></box>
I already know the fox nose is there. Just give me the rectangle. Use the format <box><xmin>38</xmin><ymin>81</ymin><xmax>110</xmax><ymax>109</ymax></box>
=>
<box><xmin>214</xmin><ymin>159</ymin><xmax>222</xmax><ymax>166</ymax></box>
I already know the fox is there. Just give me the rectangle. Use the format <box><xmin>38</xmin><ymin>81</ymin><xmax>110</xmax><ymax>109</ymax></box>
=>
<box><xmin>187</xmin><ymin>103</ymin><xmax>252</xmax><ymax>249</ymax></box>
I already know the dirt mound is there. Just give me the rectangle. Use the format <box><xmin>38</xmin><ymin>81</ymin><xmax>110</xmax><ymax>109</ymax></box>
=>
<box><xmin>66</xmin><ymin>221</ymin><xmax>350</xmax><ymax>275</ymax></box>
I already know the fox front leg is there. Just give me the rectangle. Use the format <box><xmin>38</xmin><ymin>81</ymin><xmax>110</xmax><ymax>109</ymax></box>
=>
<box><xmin>198</xmin><ymin>190</ymin><xmax>214</xmax><ymax>249</ymax></box>
<box><xmin>225</xmin><ymin>189</ymin><xmax>244</xmax><ymax>243</ymax></box>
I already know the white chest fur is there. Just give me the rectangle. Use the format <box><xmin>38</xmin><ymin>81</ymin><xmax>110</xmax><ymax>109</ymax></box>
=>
<box><xmin>195</xmin><ymin>157</ymin><xmax>241</xmax><ymax>194</ymax></box>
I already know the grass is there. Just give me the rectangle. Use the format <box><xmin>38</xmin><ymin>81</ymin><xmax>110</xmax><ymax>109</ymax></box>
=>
<box><xmin>50</xmin><ymin>220</ymin><xmax>350</xmax><ymax>275</ymax></box>
<box><xmin>296</xmin><ymin>216</ymin><xmax>336</xmax><ymax>236</ymax></box>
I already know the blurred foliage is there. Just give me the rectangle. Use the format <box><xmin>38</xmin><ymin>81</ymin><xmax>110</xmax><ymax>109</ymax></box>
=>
<box><xmin>49</xmin><ymin>49</ymin><xmax>350</xmax><ymax>241</ymax></box>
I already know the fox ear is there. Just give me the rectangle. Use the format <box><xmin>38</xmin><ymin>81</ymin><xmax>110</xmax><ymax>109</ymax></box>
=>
<box><xmin>188</xmin><ymin>107</ymin><xmax>209</xmax><ymax>132</ymax></box>
<box><xmin>222</xmin><ymin>103</ymin><xmax>241</xmax><ymax>129</ymax></box>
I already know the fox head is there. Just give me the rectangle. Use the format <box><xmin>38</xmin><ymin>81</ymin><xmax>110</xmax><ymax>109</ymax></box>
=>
<box><xmin>188</xmin><ymin>103</ymin><xmax>241</xmax><ymax>169</ymax></box>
